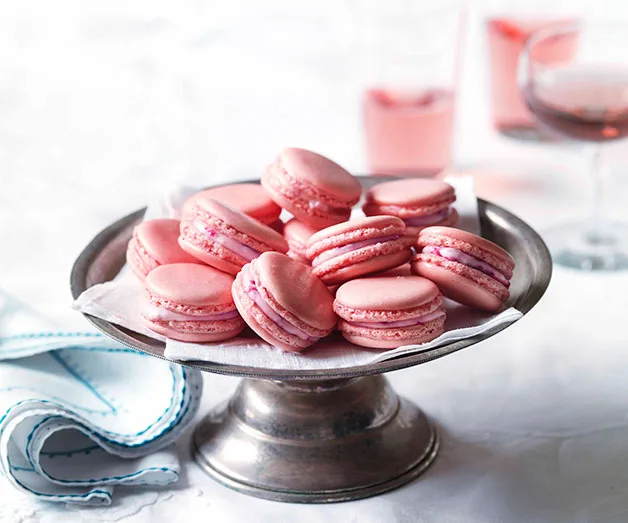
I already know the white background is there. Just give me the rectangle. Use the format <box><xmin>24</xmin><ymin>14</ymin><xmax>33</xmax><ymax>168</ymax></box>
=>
<box><xmin>2</xmin><ymin>1</ymin><xmax>628</xmax><ymax>522</ymax></box>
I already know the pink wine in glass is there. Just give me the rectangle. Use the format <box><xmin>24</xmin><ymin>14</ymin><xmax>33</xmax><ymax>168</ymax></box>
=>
<box><xmin>363</xmin><ymin>88</ymin><xmax>454</xmax><ymax>177</ymax></box>
<box><xmin>487</xmin><ymin>17</ymin><xmax>577</xmax><ymax>139</ymax></box>
<box><xmin>524</xmin><ymin>67</ymin><xmax>628</xmax><ymax>142</ymax></box>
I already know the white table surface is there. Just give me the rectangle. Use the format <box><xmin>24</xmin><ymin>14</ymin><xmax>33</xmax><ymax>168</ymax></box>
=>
<box><xmin>2</xmin><ymin>2</ymin><xmax>628</xmax><ymax>522</ymax></box>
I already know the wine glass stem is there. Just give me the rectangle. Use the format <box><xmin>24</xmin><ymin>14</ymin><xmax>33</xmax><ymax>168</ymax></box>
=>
<box><xmin>586</xmin><ymin>145</ymin><xmax>608</xmax><ymax>245</ymax></box>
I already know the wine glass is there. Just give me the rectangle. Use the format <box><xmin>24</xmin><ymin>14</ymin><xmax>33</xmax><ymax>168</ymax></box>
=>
<box><xmin>519</xmin><ymin>20</ymin><xmax>628</xmax><ymax>271</ymax></box>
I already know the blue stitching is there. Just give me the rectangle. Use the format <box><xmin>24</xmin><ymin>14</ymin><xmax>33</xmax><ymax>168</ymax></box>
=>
<box><xmin>25</xmin><ymin>416</ymin><xmax>181</xmax><ymax>485</ymax></box>
<box><xmin>0</xmin><ymin>367</ymin><xmax>185</xmax><ymax>441</ymax></box>
<box><xmin>1</xmin><ymin>347</ymin><xmax>190</xmax><ymax>441</ymax></box>
<box><xmin>0</xmin><ymin>338</ymin><xmax>199</xmax><ymax>497</ymax></box>
<box><xmin>44</xmin><ymin>465</ymin><xmax>179</xmax><ymax>485</ymax></box>
<box><xmin>49</xmin><ymin>352</ymin><xmax>117</xmax><ymax>414</ymax></box>
<box><xmin>0</xmin><ymin>338</ymin><xmax>135</xmax><ymax>360</ymax></box>
<box><xmin>0</xmin><ymin>393</ymin><xmax>113</xmax><ymax>421</ymax></box>
<box><xmin>9</xmin><ymin>366</ymin><xmax>192</xmax><ymax>457</ymax></box>
<box><xmin>70</xmin><ymin>367</ymin><xmax>193</xmax><ymax>449</ymax></box>
<box><xmin>41</xmin><ymin>445</ymin><xmax>99</xmax><ymax>457</ymax></box>
<box><xmin>7</xmin><ymin>455</ymin><xmax>112</xmax><ymax>501</ymax></box>
<box><xmin>26</xmin><ymin>416</ymin><xmax>61</xmax><ymax>469</ymax></box>
<box><xmin>1</xmin><ymin>332</ymin><xmax>104</xmax><ymax>341</ymax></box>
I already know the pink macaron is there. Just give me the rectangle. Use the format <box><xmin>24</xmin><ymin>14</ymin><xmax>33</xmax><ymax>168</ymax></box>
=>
<box><xmin>283</xmin><ymin>219</ymin><xmax>320</xmax><ymax>263</ymax></box>
<box><xmin>306</xmin><ymin>215</ymin><xmax>413</xmax><ymax>285</ymax></box>
<box><xmin>232</xmin><ymin>252</ymin><xmax>337</xmax><ymax>352</ymax></box>
<box><xmin>179</xmin><ymin>197</ymin><xmax>288</xmax><ymax>275</ymax></box>
<box><xmin>412</xmin><ymin>226</ymin><xmax>515</xmax><ymax>312</ymax></box>
<box><xmin>363</xmin><ymin>179</ymin><xmax>458</xmax><ymax>235</ymax></box>
<box><xmin>261</xmin><ymin>147</ymin><xmax>362</xmax><ymax>229</ymax></box>
<box><xmin>334</xmin><ymin>276</ymin><xmax>446</xmax><ymax>349</ymax></box>
<box><xmin>372</xmin><ymin>264</ymin><xmax>413</xmax><ymax>277</ymax></box>
<box><xmin>182</xmin><ymin>183</ymin><xmax>282</xmax><ymax>230</ymax></box>
<box><xmin>143</xmin><ymin>263</ymin><xmax>245</xmax><ymax>342</ymax></box>
<box><xmin>126</xmin><ymin>219</ymin><xmax>202</xmax><ymax>280</ymax></box>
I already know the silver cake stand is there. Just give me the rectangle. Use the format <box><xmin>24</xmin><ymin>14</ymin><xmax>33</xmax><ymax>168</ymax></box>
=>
<box><xmin>71</xmin><ymin>176</ymin><xmax>551</xmax><ymax>503</ymax></box>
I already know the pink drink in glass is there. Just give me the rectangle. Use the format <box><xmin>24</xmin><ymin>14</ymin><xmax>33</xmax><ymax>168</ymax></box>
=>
<box><xmin>487</xmin><ymin>17</ymin><xmax>577</xmax><ymax>139</ymax></box>
<box><xmin>524</xmin><ymin>66</ymin><xmax>628</xmax><ymax>142</ymax></box>
<box><xmin>363</xmin><ymin>88</ymin><xmax>454</xmax><ymax>177</ymax></box>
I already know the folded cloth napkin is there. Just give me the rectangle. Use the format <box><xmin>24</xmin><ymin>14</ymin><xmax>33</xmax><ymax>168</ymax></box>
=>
<box><xmin>0</xmin><ymin>291</ymin><xmax>203</xmax><ymax>505</ymax></box>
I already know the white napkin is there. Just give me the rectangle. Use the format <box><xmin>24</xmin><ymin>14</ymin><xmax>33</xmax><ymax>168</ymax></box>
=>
<box><xmin>0</xmin><ymin>291</ymin><xmax>203</xmax><ymax>505</ymax></box>
<box><xmin>73</xmin><ymin>176</ymin><xmax>523</xmax><ymax>371</ymax></box>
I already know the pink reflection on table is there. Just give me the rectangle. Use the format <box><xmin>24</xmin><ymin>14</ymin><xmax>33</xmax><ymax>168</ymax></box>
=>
<box><xmin>363</xmin><ymin>88</ymin><xmax>454</xmax><ymax>177</ymax></box>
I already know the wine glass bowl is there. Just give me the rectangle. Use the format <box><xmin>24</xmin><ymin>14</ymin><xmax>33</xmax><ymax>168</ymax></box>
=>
<box><xmin>519</xmin><ymin>21</ymin><xmax>628</xmax><ymax>270</ymax></box>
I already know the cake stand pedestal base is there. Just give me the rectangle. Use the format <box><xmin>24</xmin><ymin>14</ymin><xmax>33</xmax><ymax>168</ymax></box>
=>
<box><xmin>192</xmin><ymin>374</ymin><xmax>439</xmax><ymax>503</ymax></box>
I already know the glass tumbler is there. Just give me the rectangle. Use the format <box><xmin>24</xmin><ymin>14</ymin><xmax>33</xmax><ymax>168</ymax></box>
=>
<box><xmin>357</xmin><ymin>1</ymin><xmax>465</xmax><ymax>177</ymax></box>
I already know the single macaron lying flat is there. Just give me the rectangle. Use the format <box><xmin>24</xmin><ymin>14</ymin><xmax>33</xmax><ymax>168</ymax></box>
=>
<box><xmin>181</xmin><ymin>183</ymin><xmax>282</xmax><ymax>229</ymax></box>
<box><xmin>126</xmin><ymin>219</ymin><xmax>201</xmax><ymax>280</ymax></box>
<box><xmin>334</xmin><ymin>276</ymin><xmax>446</xmax><ymax>349</ymax></box>
<box><xmin>306</xmin><ymin>215</ymin><xmax>413</xmax><ymax>285</ymax></box>
<box><xmin>179</xmin><ymin>197</ymin><xmax>288</xmax><ymax>275</ymax></box>
<box><xmin>412</xmin><ymin>226</ymin><xmax>515</xmax><ymax>312</ymax></box>
<box><xmin>143</xmin><ymin>263</ymin><xmax>245</xmax><ymax>342</ymax></box>
<box><xmin>363</xmin><ymin>179</ymin><xmax>458</xmax><ymax>235</ymax></box>
<box><xmin>232</xmin><ymin>252</ymin><xmax>337</xmax><ymax>352</ymax></box>
<box><xmin>283</xmin><ymin>219</ymin><xmax>320</xmax><ymax>263</ymax></box>
<box><xmin>261</xmin><ymin>147</ymin><xmax>362</xmax><ymax>229</ymax></box>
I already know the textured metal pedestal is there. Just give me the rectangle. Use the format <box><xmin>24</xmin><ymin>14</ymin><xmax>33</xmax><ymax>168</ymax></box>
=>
<box><xmin>191</xmin><ymin>375</ymin><xmax>439</xmax><ymax>503</ymax></box>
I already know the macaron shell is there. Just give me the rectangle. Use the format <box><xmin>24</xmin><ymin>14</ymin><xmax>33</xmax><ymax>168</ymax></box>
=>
<box><xmin>363</xmin><ymin>179</ymin><xmax>456</xmax><ymax>216</ymax></box>
<box><xmin>335</xmin><ymin>276</ymin><xmax>440</xmax><ymax>312</ymax></box>
<box><xmin>338</xmin><ymin>318</ymin><xmax>445</xmax><ymax>349</ymax></box>
<box><xmin>412</xmin><ymin>254</ymin><xmax>506</xmax><ymax>312</ymax></box>
<box><xmin>317</xmin><ymin>249</ymin><xmax>411</xmax><ymax>285</ymax></box>
<box><xmin>127</xmin><ymin>219</ymin><xmax>201</xmax><ymax>279</ymax></box>
<box><xmin>126</xmin><ymin>236</ymin><xmax>157</xmax><ymax>280</ymax></box>
<box><xmin>193</xmin><ymin>198</ymin><xmax>288</xmax><ymax>251</ymax></box>
<box><xmin>405</xmin><ymin>208</ymin><xmax>459</xmax><ymax>237</ymax></box>
<box><xmin>287</xmin><ymin>252</ymin><xmax>310</xmax><ymax>264</ymax></box>
<box><xmin>145</xmin><ymin>319</ymin><xmax>245</xmax><ymax>343</ymax></box>
<box><xmin>261</xmin><ymin>148</ymin><xmax>362</xmax><ymax>229</ymax></box>
<box><xmin>179</xmin><ymin>198</ymin><xmax>288</xmax><ymax>273</ymax></box>
<box><xmin>182</xmin><ymin>184</ymin><xmax>281</xmax><ymax>224</ymax></box>
<box><xmin>417</xmin><ymin>226</ymin><xmax>515</xmax><ymax>277</ymax></box>
<box><xmin>176</xmin><ymin>239</ymin><xmax>243</xmax><ymax>275</ymax></box>
<box><xmin>372</xmin><ymin>264</ymin><xmax>412</xmax><ymax>277</ymax></box>
<box><xmin>269</xmin><ymin>219</ymin><xmax>285</xmax><ymax>234</ymax></box>
<box><xmin>135</xmin><ymin>219</ymin><xmax>200</xmax><ymax>264</ymax></box>
<box><xmin>283</xmin><ymin>219</ymin><xmax>319</xmax><ymax>261</ymax></box>
<box><xmin>255</xmin><ymin>252</ymin><xmax>336</xmax><ymax>331</ymax></box>
<box><xmin>232</xmin><ymin>272</ymin><xmax>312</xmax><ymax>352</ymax></box>
<box><xmin>145</xmin><ymin>263</ymin><xmax>236</xmax><ymax>308</ymax></box>
<box><xmin>261</xmin><ymin>173</ymin><xmax>352</xmax><ymax>229</ymax></box>
<box><xmin>279</xmin><ymin>147</ymin><xmax>362</xmax><ymax>201</ymax></box>
<box><xmin>307</xmin><ymin>215</ymin><xmax>406</xmax><ymax>254</ymax></box>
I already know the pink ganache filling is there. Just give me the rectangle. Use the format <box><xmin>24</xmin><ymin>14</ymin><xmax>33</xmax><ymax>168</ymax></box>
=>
<box><xmin>312</xmin><ymin>235</ymin><xmax>400</xmax><ymax>268</ymax></box>
<box><xmin>348</xmin><ymin>309</ymin><xmax>445</xmax><ymax>329</ymax></box>
<box><xmin>404</xmin><ymin>208</ymin><xmax>453</xmax><ymax>227</ymax></box>
<box><xmin>145</xmin><ymin>303</ymin><xmax>240</xmax><ymax>322</ymax></box>
<box><xmin>422</xmin><ymin>245</ymin><xmax>510</xmax><ymax>287</ymax></box>
<box><xmin>242</xmin><ymin>265</ymin><xmax>318</xmax><ymax>342</ymax></box>
<box><xmin>193</xmin><ymin>220</ymin><xmax>260</xmax><ymax>261</ymax></box>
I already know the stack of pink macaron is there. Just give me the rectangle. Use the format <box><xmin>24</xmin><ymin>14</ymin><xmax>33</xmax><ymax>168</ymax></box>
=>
<box><xmin>126</xmin><ymin>147</ymin><xmax>515</xmax><ymax>353</ymax></box>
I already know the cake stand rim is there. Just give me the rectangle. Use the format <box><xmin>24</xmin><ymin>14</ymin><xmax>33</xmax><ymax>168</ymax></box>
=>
<box><xmin>70</xmin><ymin>176</ymin><xmax>552</xmax><ymax>380</ymax></box>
